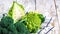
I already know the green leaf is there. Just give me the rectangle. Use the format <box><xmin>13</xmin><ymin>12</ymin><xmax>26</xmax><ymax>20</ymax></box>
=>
<box><xmin>37</xmin><ymin>14</ymin><xmax>45</xmax><ymax>23</ymax></box>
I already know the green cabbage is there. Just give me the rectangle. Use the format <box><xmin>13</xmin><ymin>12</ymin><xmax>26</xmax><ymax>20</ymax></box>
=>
<box><xmin>8</xmin><ymin>1</ymin><xmax>25</xmax><ymax>23</ymax></box>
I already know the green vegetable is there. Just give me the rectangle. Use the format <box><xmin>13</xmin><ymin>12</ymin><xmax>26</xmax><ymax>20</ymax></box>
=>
<box><xmin>1</xmin><ymin>28</ymin><xmax>8</xmax><ymax>34</ymax></box>
<box><xmin>37</xmin><ymin>14</ymin><xmax>45</xmax><ymax>23</ymax></box>
<box><xmin>21</xmin><ymin>12</ymin><xmax>42</xmax><ymax>33</ymax></box>
<box><xmin>8</xmin><ymin>31</ymin><xmax>12</xmax><ymax>34</ymax></box>
<box><xmin>0</xmin><ymin>16</ymin><xmax>14</xmax><ymax>28</ymax></box>
<box><xmin>0</xmin><ymin>26</ymin><xmax>2</xmax><ymax>34</ymax></box>
<box><xmin>8</xmin><ymin>1</ymin><xmax>25</xmax><ymax>23</ymax></box>
<box><xmin>0</xmin><ymin>1</ymin><xmax>45</xmax><ymax>34</ymax></box>
<box><xmin>15</xmin><ymin>21</ymin><xmax>30</xmax><ymax>34</ymax></box>
<box><xmin>0</xmin><ymin>15</ymin><xmax>30</xmax><ymax>34</ymax></box>
<box><xmin>7</xmin><ymin>24</ymin><xmax>17</xmax><ymax>32</ymax></box>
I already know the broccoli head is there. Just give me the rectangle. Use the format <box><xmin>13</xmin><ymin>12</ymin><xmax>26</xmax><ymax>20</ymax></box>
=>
<box><xmin>0</xmin><ymin>16</ymin><xmax>14</xmax><ymax>28</ymax></box>
<box><xmin>0</xmin><ymin>26</ymin><xmax>8</xmax><ymax>34</ymax></box>
<box><xmin>7</xmin><ymin>24</ymin><xmax>17</xmax><ymax>32</ymax></box>
<box><xmin>14</xmin><ymin>21</ymin><xmax>30</xmax><ymax>34</ymax></box>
